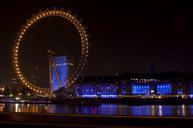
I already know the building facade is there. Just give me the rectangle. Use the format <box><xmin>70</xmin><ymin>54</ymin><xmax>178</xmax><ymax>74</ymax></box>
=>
<box><xmin>51</xmin><ymin>56</ymin><xmax>69</xmax><ymax>91</ymax></box>
<box><xmin>75</xmin><ymin>72</ymin><xmax>193</xmax><ymax>98</ymax></box>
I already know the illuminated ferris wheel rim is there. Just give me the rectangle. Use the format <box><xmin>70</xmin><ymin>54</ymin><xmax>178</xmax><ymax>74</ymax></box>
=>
<box><xmin>12</xmin><ymin>9</ymin><xmax>89</xmax><ymax>95</ymax></box>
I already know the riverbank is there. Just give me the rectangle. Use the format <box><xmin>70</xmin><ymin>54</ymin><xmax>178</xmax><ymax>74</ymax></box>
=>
<box><xmin>0</xmin><ymin>112</ymin><xmax>192</xmax><ymax>127</ymax></box>
<box><xmin>1</xmin><ymin>97</ymin><xmax>193</xmax><ymax>105</ymax></box>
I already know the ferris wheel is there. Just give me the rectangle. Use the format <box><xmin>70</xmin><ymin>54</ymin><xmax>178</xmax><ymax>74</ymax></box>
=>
<box><xmin>12</xmin><ymin>9</ymin><xmax>89</xmax><ymax>96</ymax></box>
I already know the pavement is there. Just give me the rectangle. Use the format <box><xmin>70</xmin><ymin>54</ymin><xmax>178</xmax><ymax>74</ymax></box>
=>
<box><xmin>0</xmin><ymin>113</ymin><xmax>193</xmax><ymax>128</ymax></box>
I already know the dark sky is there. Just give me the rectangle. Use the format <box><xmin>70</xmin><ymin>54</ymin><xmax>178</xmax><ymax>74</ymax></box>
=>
<box><xmin>1</xmin><ymin>0</ymin><xmax>193</xmax><ymax>86</ymax></box>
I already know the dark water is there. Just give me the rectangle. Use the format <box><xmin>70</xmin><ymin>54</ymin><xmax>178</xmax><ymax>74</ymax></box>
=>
<box><xmin>1</xmin><ymin>103</ymin><xmax>193</xmax><ymax>116</ymax></box>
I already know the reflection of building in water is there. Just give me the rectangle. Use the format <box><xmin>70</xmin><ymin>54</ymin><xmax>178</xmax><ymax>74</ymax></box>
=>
<box><xmin>0</xmin><ymin>104</ymin><xmax>5</xmax><ymax>112</ymax></box>
<box><xmin>0</xmin><ymin>104</ymin><xmax>191</xmax><ymax>116</ymax></box>
<box><xmin>8</xmin><ymin>104</ymin><xmax>50</xmax><ymax>113</ymax></box>
<box><xmin>158</xmin><ymin>105</ymin><xmax>163</xmax><ymax>116</ymax></box>
<box><xmin>50</xmin><ymin>56</ymin><xmax>74</xmax><ymax>91</ymax></box>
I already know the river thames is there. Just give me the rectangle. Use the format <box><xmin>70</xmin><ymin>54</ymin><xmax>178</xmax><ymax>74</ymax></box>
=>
<box><xmin>0</xmin><ymin>103</ymin><xmax>193</xmax><ymax>116</ymax></box>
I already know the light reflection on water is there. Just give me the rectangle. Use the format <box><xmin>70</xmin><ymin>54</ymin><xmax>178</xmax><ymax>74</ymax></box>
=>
<box><xmin>0</xmin><ymin>103</ymin><xmax>193</xmax><ymax>116</ymax></box>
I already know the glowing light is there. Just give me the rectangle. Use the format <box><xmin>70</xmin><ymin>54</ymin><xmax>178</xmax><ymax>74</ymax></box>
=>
<box><xmin>12</xmin><ymin>9</ymin><xmax>89</xmax><ymax>96</ymax></box>
<box><xmin>15</xmin><ymin>97</ymin><xmax>20</xmax><ymax>100</ymax></box>
<box><xmin>131</xmin><ymin>83</ymin><xmax>150</xmax><ymax>95</ymax></box>
<box><xmin>182</xmin><ymin>94</ymin><xmax>185</xmax><ymax>98</ymax></box>
<box><xmin>150</xmin><ymin>89</ymin><xmax>154</xmax><ymax>93</ymax></box>
<box><xmin>0</xmin><ymin>88</ymin><xmax>5</xmax><ymax>91</ymax></box>
<box><xmin>82</xmin><ymin>94</ymin><xmax>97</xmax><ymax>98</ymax></box>
<box><xmin>156</xmin><ymin>82</ymin><xmax>172</xmax><ymax>95</ymax></box>
<box><xmin>101</xmin><ymin>94</ymin><xmax>117</xmax><ymax>98</ymax></box>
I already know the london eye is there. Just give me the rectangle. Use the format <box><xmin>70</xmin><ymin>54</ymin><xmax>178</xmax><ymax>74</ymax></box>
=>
<box><xmin>12</xmin><ymin>9</ymin><xmax>89</xmax><ymax>96</ymax></box>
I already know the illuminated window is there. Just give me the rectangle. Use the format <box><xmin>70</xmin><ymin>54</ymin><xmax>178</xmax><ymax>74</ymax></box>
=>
<box><xmin>76</xmin><ymin>84</ymin><xmax>98</xmax><ymax>98</ymax></box>
<box><xmin>121</xmin><ymin>83</ymin><xmax>127</xmax><ymax>95</ymax></box>
<box><xmin>177</xmin><ymin>87</ymin><xmax>183</xmax><ymax>95</ymax></box>
<box><xmin>100</xmin><ymin>84</ymin><xmax>118</xmax><ymax>98</ymax></box>
<box><xmin>131</xmin><ymin>83</ymin><xmax>150</xmax><ymax>95</ymax></box>
<box><xmin>156</xmin><ymin>83</ymin><xmax>172</xmax><ymax>95</ymax></box>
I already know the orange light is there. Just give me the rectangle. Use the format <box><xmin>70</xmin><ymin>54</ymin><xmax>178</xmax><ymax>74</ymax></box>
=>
<box><xmin>13</xmin><ymin>9</ymin><xmax>89</xmax><ymax>96</ymax></box>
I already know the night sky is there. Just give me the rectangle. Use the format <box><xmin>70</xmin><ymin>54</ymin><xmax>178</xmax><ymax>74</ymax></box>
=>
<box><xmin>1</xmin><ymin>0</ymin><xmax>193</xmax><ymax>86</ymax></box>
